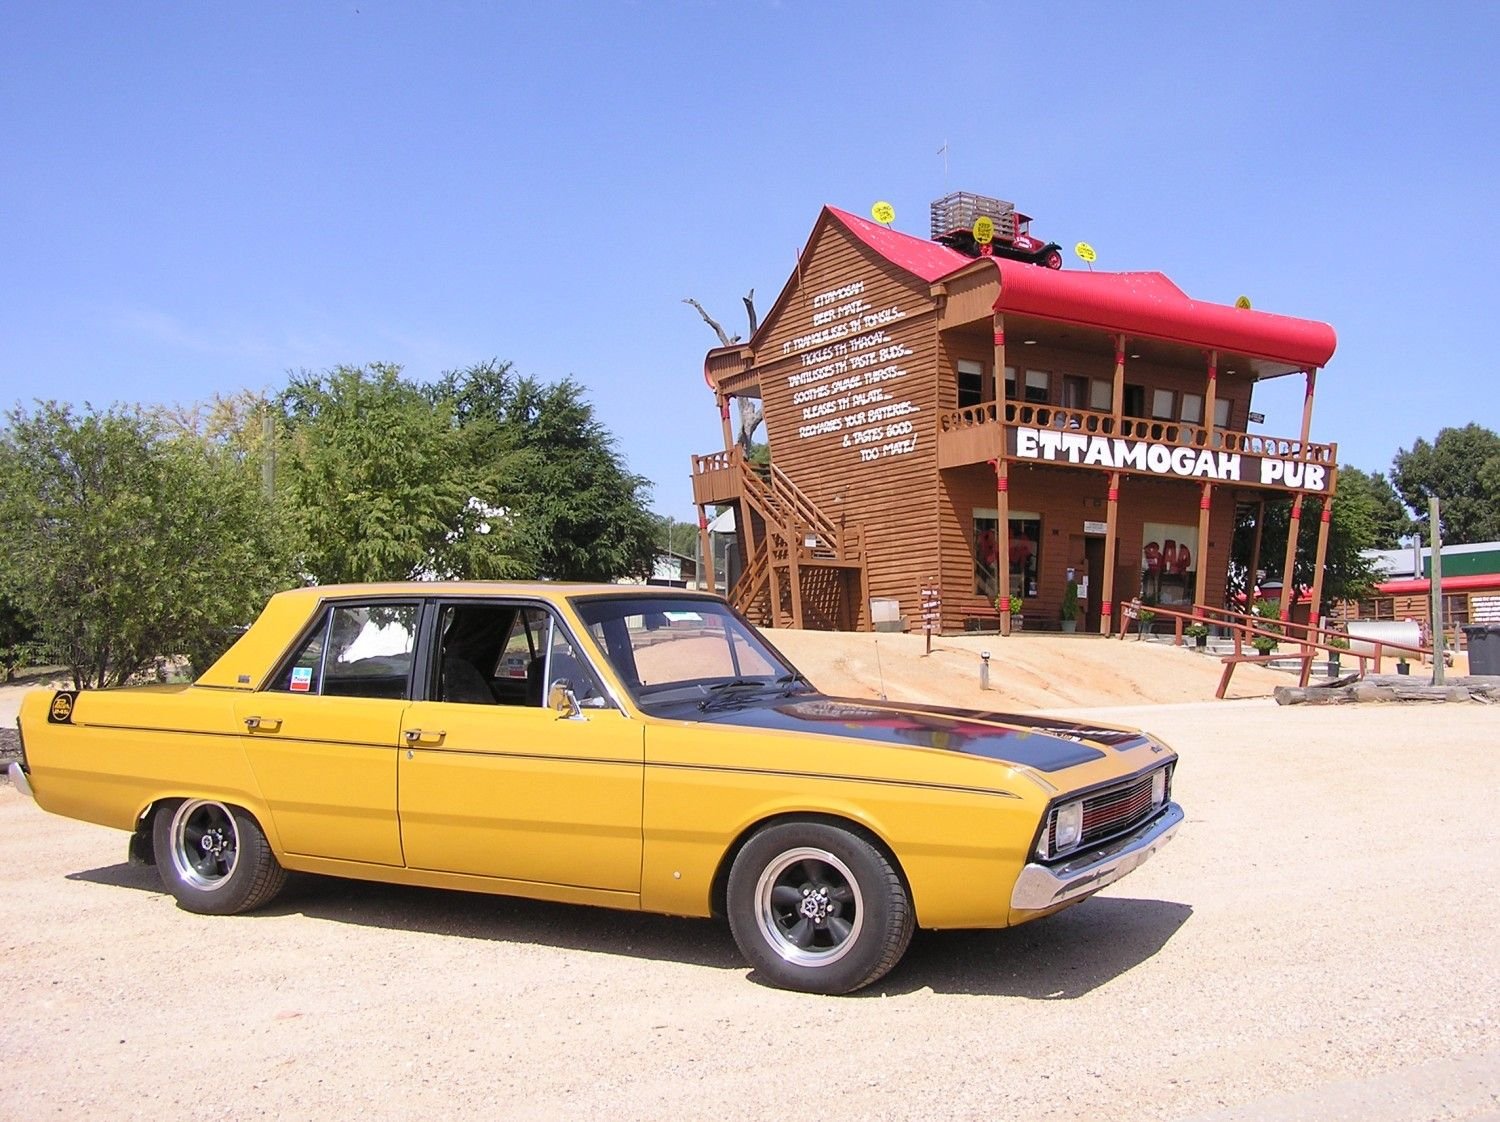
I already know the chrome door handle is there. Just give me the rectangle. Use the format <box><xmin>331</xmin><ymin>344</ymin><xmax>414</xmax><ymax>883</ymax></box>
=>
<box><xmin>243</xmin><ymin>716</ymin><xmax>283</xmax><ymax>732</ymax></box>
<box><xmin>403</xmin><ymin>728</ymin><xmax>445</xmax><ymax>744</ymax></box>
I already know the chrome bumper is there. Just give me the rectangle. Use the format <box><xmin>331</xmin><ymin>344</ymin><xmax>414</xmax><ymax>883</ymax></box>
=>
<box><xmin>1010</xmin><ymin>801</ymin><xmax>1183</xmax><ymax>912</ymax></box>
<box><xmin>6</xmin><ymin>761</ymin><xmax>33</xmax><ymax>799</ymax></box>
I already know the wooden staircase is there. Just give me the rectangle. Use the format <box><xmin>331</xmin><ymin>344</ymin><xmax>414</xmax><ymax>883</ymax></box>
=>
<box><xmin>691</xmin><ymin>448</ymin><xmax>868</xmax><ymax>630</ymax></box>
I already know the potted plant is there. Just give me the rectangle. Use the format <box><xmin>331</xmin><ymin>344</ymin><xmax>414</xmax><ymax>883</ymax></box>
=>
<box><xmin>1059</xmin><ymin>581</ymin><xmax>1081</xmax><ymax>633</ymax></box>
<box><xmin>1327</xmin><ymin>634</ymin><xmax>1349</xmax><ymax>675</ymax></box>
<box><xmin>997</xmin><ymin>594</ymin><xmax>1024</xmax><ymax>632</ymax></box>
<box><xmin>1250</xmin><ymin>598</ymin><xmax>1282</xmax><ymax>655</ymax></box>
<box><xmin>1185</xmin><ymin>621</ymin><xmax>1209</xmax><ymax>650</ymax></box>
<box><xmin>1136</xmin><ymin>607</ymin><xmax>1156</xmax><ymax>640</ymax></box>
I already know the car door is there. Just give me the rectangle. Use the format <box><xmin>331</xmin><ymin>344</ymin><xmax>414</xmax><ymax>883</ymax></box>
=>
<box><xmin>235</xmin><ymin>599</ymin><xmax>417</xmax><ymax>867</ymax></box>
<box><xmin>397</xmin><ymin>600</ymin><xmax>644</xmax><ymax>893</ymax></box>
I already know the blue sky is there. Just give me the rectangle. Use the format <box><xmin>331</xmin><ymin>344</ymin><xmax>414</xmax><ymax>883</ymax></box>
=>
<box><xmin>4</xmin><ymin>2</ymin><xmax>1496</xmax><ymax>517</ymax></box>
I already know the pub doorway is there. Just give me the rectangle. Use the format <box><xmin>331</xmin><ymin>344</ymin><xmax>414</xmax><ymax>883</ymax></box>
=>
<box><xmin>1084</xmin><ymin>535</ymin><xmax>1106</xmax><ymax>632</ymax></box>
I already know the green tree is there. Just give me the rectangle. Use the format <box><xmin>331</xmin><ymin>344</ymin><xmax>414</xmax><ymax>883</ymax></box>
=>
<box><xmin>0</xmin><ymin>592</ymin><xmax>40</xmax><ymax>682</ymax></box>
<box><xmin>433</xmin><ymin>361</ymin><xmax>659</xmax><ymax>581</ymax></box>
<box><xmin>1335</xmin><ymin>465</ymin><xmax>1412</xmax><ymax>548</ymax></box>
<box><xmin>0</xmin><ymin>402</ymin><xmax>292</xmax><ymax>687</ymax></box>
<box><xmin>1228</xmin><ymin>475</ymin><xmax>1384</xmax><ymax>616</ymax></box>
<box><xmin>276</xmin><ymin>363</ymin><xmax>531</xmax><ymax>583</ymax></box>
<box><xmin>1391</xmin><ymin>424</ymin><xmax>1500</xmax><ymax>544</ymax></box>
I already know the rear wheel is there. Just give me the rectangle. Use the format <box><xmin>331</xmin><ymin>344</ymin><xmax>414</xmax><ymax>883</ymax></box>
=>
<box><xmin>726</xmin><ymin>821</ymin><xmax>913</xmax><ymax>994</ymax></box>
<box><xmin>152</xmin><ymin>799</ymin><xmax>286</xmax><ymax>915</ymax></box>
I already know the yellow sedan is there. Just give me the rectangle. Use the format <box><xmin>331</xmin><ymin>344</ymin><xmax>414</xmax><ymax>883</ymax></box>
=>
<box><xmin>12</xmin><ymin>582</ymin><xmax>1180</xmax><ymax>994</ymax></box>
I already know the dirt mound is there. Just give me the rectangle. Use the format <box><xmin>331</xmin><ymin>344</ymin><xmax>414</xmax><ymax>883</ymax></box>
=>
<box><xmin>765</xmin><ymin>629</ymin><xmax>1293</xmax><ymax>711</ymax></box>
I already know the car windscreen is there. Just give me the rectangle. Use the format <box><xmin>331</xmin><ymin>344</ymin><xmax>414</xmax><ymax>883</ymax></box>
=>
<box><xmin>569</xmin><ymin>596</ymin><xmax>805</xmax><ymax>710</ymax></box>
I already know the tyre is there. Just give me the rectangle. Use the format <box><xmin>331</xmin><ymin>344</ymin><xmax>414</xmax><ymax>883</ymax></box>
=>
<box><xmin>1042</xmin><ymin>248</ymin><xmax>1063</xmax><ymax>270</ymax></box>
<box><xmin>726</xmin><ymin>821</ymin><xmax>913</xmax><ymax>994</ymax></box>
<box><xmin>152</xmin><ymin>798</ymin><xmax>287</xmax><ymax>915</ymax></box>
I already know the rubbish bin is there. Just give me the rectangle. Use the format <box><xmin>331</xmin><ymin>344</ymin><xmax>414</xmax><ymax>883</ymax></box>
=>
<box><xmin>1462</xmin><ymin>624</ymin><xmax>1500</xmax><ymax>676</ymax></box>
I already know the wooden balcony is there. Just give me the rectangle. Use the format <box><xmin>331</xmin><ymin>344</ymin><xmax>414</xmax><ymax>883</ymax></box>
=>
<box><xmin>691</xmin><ymin>450</ymin><xmax>744</xmax><ymax>505</ymax></box>
<box><xmin>937</xmin><ymin>402</ymin><xmax>1337</xmax><ymax>494</ymax></box>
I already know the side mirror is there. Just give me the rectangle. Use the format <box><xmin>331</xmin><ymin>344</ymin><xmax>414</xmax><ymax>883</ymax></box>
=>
<box><xmin>549</xmin><ymin>680</ymin><xmax>582</xmax><ymax>719</ymax></box>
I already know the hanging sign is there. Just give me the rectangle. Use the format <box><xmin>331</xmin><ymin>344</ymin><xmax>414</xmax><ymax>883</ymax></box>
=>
<box><xmin>1074</xmin><ymin>242</ymin><xmax>1096</xmax><ymax>263</ymax></box>
<box><xmin>871</xmin><ymin>201</ymin><xmax>896</xmax><ymax>225</ymax></box>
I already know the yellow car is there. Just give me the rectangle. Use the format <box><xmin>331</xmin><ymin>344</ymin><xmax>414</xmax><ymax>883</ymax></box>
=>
<box><xmin>11</xmin><ymin>582</ymin><xmax>1181</xmax><ymax>994</ymax></box>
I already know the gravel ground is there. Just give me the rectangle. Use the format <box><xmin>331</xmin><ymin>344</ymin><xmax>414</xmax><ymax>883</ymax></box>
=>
<box><xmin>2</xmin><ymin>699</ymin><xmax>1498</xmax><ymax>1121</ymax></box>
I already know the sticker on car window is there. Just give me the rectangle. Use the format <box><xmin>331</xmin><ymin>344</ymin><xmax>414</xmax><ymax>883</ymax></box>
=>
<box><xmin>662</xmin><ymin>612</ymin><xmax>703</xmax><ymax>622</ymax></box>
<box><xmin>290</xmin><ymin>666</ymin><xmax>314</xmax><ymax>692</ymax></box>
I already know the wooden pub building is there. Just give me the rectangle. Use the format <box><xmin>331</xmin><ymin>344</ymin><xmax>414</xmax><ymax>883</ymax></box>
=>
<box><xmin>690</xmin><ymin>193</ymin><xmax>1339</xmax><ymax>636</ymax></box>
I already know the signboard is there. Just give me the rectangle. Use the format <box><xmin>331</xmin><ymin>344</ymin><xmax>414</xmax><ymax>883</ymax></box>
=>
<box><xmin>1008</xmin><ymin>425</ymin><xmax>1330</xmax><ymax>493</ymax></box>
<box><xmin>920</xmin><ymin>582</ymin><xmax>942</xmax><ymax>653</ymax></box>
<box><xmin>1074</xmin><ymin>242</ymin><xmax>1096</xmax><ymax>263</ymax></box>
<box><xmin>1235</xmin><ymin>295</ymin><xmax>1252</xmax><ymax>309</ymax></box>
<box><xmin>781</xmin><ymin>274</ymin><xmax>922</xmax><ymax>470</ymax></box>
<box><xmin>1084</xmin><ymin>520</ymin><xmax>1108</xmax><ymax>535</ymax></box>
<box><xmin>871</xmin><ymin>201</ymin><xmax>895</xmax><ymax>225</ymax></box>
<box><xmin>973</xmin><ymin>216</ymin><xmax>995</xmax><ymax>244</ymax></box>
<box><xmin>1248</xmin><ymin>411</ymin><xmax>1266</xmax><ymax>424</ymax></box>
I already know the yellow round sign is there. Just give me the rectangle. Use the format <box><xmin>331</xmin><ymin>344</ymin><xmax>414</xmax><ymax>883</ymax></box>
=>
<box><xmin>1074</xmin><ymin>242</ymin><xmax>1096</xmax><ymax>263</ymax></box>
<box><xmin>871</xmin><ymin>201</ymin><xmax>896</xmax><ymax>225</ymax></box>
<box><xmin>973</xmin><ymin>216</ymin><xmax>995</xmax><ymax>244</ymax></box>
<box><xmin>1235</xmin><ymin>295</ymin><xmax>1252</xmax><ymax>309</ymax></box>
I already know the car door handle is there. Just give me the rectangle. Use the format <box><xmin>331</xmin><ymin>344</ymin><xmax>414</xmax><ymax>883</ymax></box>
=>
<box><xmin>403</xmin><ymin>728</ymin><xmax>446</xmax><ymax>745</ymax></box>
<box><xmin>243</xmin><ymin>716</ymin><xmax>283</xmax><ymax>732</ymax></box>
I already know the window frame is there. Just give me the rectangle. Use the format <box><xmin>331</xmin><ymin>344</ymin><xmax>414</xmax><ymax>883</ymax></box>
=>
<box><xmin>265</xmin><ymin>597</ymin><xmax>423</xmax><ymax>700</ymax></box>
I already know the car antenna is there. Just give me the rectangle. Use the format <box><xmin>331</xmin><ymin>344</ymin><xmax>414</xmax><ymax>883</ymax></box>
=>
<box><xmin>874</xmin><ymin>639</ymin><xmax>887</xmax><ymax>701</ymax></box>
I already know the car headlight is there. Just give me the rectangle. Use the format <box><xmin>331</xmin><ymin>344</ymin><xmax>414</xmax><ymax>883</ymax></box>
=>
<box><xmin>1152</xmin><ymin>767</ymin><xmax>1168</xmax><ymax>807</ymax></box>
<box><xmin>1053</xmin><ymin>800</ymin><xmax>1083</xmax><ymax>853</ymax></box>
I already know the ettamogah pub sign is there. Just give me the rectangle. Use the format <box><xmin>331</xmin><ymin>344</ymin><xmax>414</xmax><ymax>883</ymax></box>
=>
<box><xmin>1011</xmin><ymin>426</ymin><xmax>1330</xmax><ymax>493</ymax></box>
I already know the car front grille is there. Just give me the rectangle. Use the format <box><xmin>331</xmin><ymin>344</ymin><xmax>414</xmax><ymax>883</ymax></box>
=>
<box><xmin>1049</xmin><ymin>764</ymin><xmax>1172</xmax><ymax>855</ymax></box>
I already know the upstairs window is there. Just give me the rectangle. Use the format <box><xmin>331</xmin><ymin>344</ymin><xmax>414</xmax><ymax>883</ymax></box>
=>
<box><xmin>1024</xmin><ymin>369</ymin><xmax>1050</xmax><ymax>404</ymax></box>
<box><xmin>1180</xmin><ymin>393</ymin><xmax>1204</xmax><ymax>424</ymax></box>
<box><xmin>1214</xmin><ymin>398</ymin><xmax>1233</xmax><ymax>428</ymax></box>
<box><xmin>1089</xmin><ymin>379</ymin><xmax>1113</xmax><ymax>412</ymax></box>
<box><xmin>1151</xmin><ymin>389</ymin><xmax>1176</xmax><ymax>420</ymax></box>
<box><xmin>956</xmin><ymin>359</ymin><xmax>985</xmax><ymax>408</ymax></box>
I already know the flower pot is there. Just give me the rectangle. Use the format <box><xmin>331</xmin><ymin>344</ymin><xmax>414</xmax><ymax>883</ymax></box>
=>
<box><xmin>1060</xmin><ymin>619</ymin><xmax>1078</xmax><ymax>633</ymax></box>
<box><xmin>1194</xmin><ymin>635</ymin><xmax>1207</xmax><ymax>650</ymax></box>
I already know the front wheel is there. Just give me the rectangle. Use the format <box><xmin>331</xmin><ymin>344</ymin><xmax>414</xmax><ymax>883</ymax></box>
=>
<box><xmin>1041</xmin><ymin>248</ymin><xmax>1063</xmax><ymax>270</ymax></box>
<box><xmin>726</xmin><ymin>821</ymin><xmax>913</xmax><ymax>994</ymax></box>
<box><xmin>152</xmin><ymin>799</ymin><xmax>286</xmax><ymax>915</ymax></box>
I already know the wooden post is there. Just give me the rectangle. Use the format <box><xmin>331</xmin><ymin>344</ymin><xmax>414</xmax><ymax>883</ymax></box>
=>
<box><xmin>1203</xmin><ymin>350</ymin><xmax>1218</xmax><ymax>444</ymax></box>
<box><xmin>1299</xmin><ymin>368</ymin><xmax>1317</xmax><ymax>447</ymax></box>
<box><xmin>1430</xmin><ymin>496</ymin><xmax>1445</xmax><ymax>685</ymax></box>
<box><xmin>718</xmin><ymin>396</ymin><xmax>736</xmax><ymax>451</ymax></box>
<box><xmin>767</xmin><ymin>552</ymin><xmax>784</xmax><ymax>628</ymax></box>
<box><xmin>1194</xmin><ymin>481</ymin><xmax>1213</xmax><ymax>611</ymax></box>
<box><xmin>995</xmin><ymin>459</ymin><xmax>1012</xmax><ymax>636</ymax></box>
<box><xmin>1112</xmin><ymin>335</ymin><xmax>1126</xmax><ymax>422</ymax></box>
<box><xmin>698</xmin><ymin>511</ymin><xmax>715</xmax><ymax>595</ymax></box>
<box><xmin>991</xmin><ymin>314</ymin><xmax>1006</xmax><ymax>411</ymax></box>
<box><xmin>1280</xmin><ymin>494</ymin><xmax>1304</xmax><ymax>624</ymax></box>
<box><xmin>1306</xmin><ymin>466</ymin><xmax>1339</xmax><ymax>638</ymax></box>
<box><xmin>787</xmin><ymin>518</ymin><xmax>805</xmax><ymax>629</ymax></box>
<box><xmin>1100</xmin><ymin>472</ymin><xmax>1122</xmax><ymax>635</ymax></box>
<box><xmin>1248</xmin><ymin>498</ymin><xmax>1266</xmax><ymax>609</ymax></box>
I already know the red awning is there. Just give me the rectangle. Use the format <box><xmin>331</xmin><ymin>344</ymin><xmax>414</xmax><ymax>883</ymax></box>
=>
<box><xmin>827</xmin><ymin>206</ymin><xmax>1337</xmax><ymax>369</ymax></box>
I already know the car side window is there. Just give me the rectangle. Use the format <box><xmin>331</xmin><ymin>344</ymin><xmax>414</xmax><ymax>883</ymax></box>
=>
<box><xmin>436</xmin><ymin>601</ymin><xmax>606</xmax><ymax>708</ymax></box>
<box><xmin>271</xmin><ymin>603</ymin><xmax>418</xmax><ymax>699</ymax></box>
<box><xmin>545</xmin><ymin>616</ymin><xmax>607</xmax><ymax>708</ymax></box>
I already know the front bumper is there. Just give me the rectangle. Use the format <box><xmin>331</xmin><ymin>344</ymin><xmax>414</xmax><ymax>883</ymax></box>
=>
<box><xmin>6</xmin><ymin>761</ymin><xmax>33</xmax><ymax>799</ymax></box>
<box><xmin>1010</xmin><ymin>801</ymin><xmax>1183</xmax><ymax>912</ymax></box>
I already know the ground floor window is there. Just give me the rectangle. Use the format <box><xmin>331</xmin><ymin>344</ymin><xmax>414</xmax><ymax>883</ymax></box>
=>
<box><xmin>1140</xmin><ymin>522</ymin><xmax>1198</xmax><ymax>608</ymax></box>
<box><xmin>974</xmin><ymin>510</ymin><xmax>1041</xmax><ymax>602</ymax></box>
<box><xmin>1356</xmin><ymin>598</ymin><xmax>1396</xmax><ymax>620</ymax></box>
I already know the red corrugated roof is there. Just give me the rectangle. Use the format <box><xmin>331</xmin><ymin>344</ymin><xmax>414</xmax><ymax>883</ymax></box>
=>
<box><xmin>827</xmin><ymin>206</ymin><xmax>1338</xmax><ymax>368</ymax></box>
<box><xmin>826</xmin><ymin>206</ymin><xmax>971</xmax><ymax>282</ymax></box>
<box><xmin>1376</xmin><ymin>574</ymin><xmax>1500</xmax><ymax>596</ymax></box>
